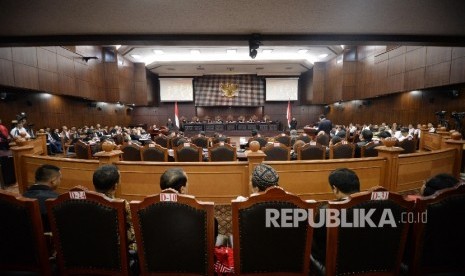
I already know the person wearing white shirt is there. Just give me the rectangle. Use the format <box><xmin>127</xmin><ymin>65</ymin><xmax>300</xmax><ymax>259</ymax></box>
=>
<box><xmin>10</xmin><ymin>122</ymin><xmax>31</xmax><ymax>139</ymax></box>
<box><xmin>427</xmin><ymin>123</ymin><xmax>436</xmax><ymax>133</ymax></box>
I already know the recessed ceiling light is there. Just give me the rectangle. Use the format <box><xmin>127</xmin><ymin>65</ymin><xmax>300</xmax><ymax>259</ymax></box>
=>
<box><xmin>190</xmin><ymin>49</ymin><xmax>201</xmax><ymax>55</ymax></box>
<box><xmin>341</xmin><ymin>45</ymin><xmax>345</xmax><ymax>49</ymax></box>
<box><xmin>298</xmin><ymin>49</ymin><xmax>308</xmax><ymax>54</ymax></box>
<box><xmin>318</xmin><ymin>54</ymin><xmax>328</xmax><ymax>58</ymax></box>
<box><xmin>262</xmin><ymin>49</ymin><xmax>273</xmax><ymax>54</ymax></box>
<box><xmin>153</xmin><ymin>50</ymin><xmax>164</xmax><ymax>55</ymax></box>
<box><xmin>336</xmin><ymin>57</ymin><xmax>343</xmax><ymax>64</ymax></box>
<box><xmin>115</xmin><ymin>45</ymin><xmax>121</xmax><ymax>50</ymax></box>
<box><xmin>131</xmin><ymin>54</ymin><xmax>142</xmax><ymax>60</ymax></box>
<box><xmin>226</xmin><ymin>49</ymin><xmax>237</xmax><ymax>55</ymax></box>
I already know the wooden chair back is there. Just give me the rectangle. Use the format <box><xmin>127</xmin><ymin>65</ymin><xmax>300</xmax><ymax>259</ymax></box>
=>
<box><xmin>174</xmin><ymin>143</ymin><xmax>203</xmax><ymax>162</ymax></box>
<box><xmin>0</xmin><ymin>191</ymin><xmax>52</xmax><ymax>275</ymax></box>
<box><xmin>329</xmin><ymin>141</ymin><xmax>355</xmax><ymax>159</ymax></box>
<box><xmin>74</xmin><ymin>140</ymin><xmax>92</xmax><ymax>159</ymax></box>
<box><xmin>298</xmin><ymin>142</ymin><xmax>326</xmax><ymax>160</ymax></box>
<box><xmin>398</xmin><ymin>137</ymin><xmax>417</xmax><ymax>154</ymax></box>
<box><xmin>361</xmin><ymin>141</ymin><xmax>382</xmax><ymax>157</ymax></box>
<box><xmin>321</xmin><ymin>187</ymin><xmax>414</xmax><ymax>275</ymax></box>
<box><xmin>141</xmin><ymin>144</ymin><xmax>168</xmax><ymax>162</ymax></box>
<box><xmin>407</xmin><ymin>184</ymin><xmax>465</xmax><ymax>275</ymax></box>
<box><xmin>262</xmin><ymin>143</ymin><xmax>291</xmax><ymax>161</ymax></box>
<box><xmin>232</xmin><ymin>187</ymin><xmax>316</xmax><ymax>275</ymax></box>
<box><xmin>46</xmin><ymin>188</ymin><xmax>130</xmax><ymax>275</ymax></box>
<box><xmin>208</xmin><ymin>142</ymin><xmax>237</xmax><ymax>161</ymax></box>
<box><xmin>153</xmin><ymin>134</ymin><xmax>170</xmax><ymax>148</ymax></box>
<box><xmin>121</xmin><ymin>143</ymin><xmax>142</xmax><ymax>161</ymax></box>
<box><xmin>130</xmin><ymin>189</ymin><xmax>215</xmax><ymax>275</ymax></box>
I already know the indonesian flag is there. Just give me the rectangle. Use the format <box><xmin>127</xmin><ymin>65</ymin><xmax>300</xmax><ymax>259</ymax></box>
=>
<box><xmin>174</xmin><ymin>101</ymin><xmax>179</xmax><ymax>128</ymax></box>
<box><xmin>286</xmin><ymin>100</ymin><xmax>291</xmax><ymax>128</ymax></box>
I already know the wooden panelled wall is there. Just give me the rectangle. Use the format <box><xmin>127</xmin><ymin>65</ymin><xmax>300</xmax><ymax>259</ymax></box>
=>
<box><xmin>0</xmin><ymin>91</ymin><xmax>131</xmax><ymax>129</ymax></box>
<box><xmin>0</xmin><ymin>46</ymin><xmax>153</xmax><ymax>105</ymax></box>
<box><xmin>313</xmin><ymin>46</ymin><xmax>465</xmax><ymax>103</ymax></box>
<box><xmin>327</xmin><ymin>85</ymin><xmax>465</xmax><ymax>128</ymax></box>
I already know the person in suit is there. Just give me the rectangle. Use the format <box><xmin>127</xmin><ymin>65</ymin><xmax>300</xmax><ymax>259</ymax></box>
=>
<box><xmin>290</xmin><ymin>117</ymin><xmax>298</xmax><ymax>130</ymax></box>
<box><xmin>311</xmin><ymin>168</ymin><xmax>361</xmax><ymax>268</ymax></box>
<box><xmin>23</xmin><ymin>164</ymin><xmax>61</xmax><ymax>232</ymax></box>
<box><xmin>317</xmin><ymin>115</ymin><xmax>332</xmax><ymax>135</ymax></box>
<box><xmin>92</xmin><ymin>164</ymin><xmax>137</xmax><ymax>251</ymax></box>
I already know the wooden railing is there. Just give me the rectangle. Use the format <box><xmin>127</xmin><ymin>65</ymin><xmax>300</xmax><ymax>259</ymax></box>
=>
<box><xmin>13</xmin><ymin>136</ymin><xmax>462</xmax><ymax>203</ymax></box>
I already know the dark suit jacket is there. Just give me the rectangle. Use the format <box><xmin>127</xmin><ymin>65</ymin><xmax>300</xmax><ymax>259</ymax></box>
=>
<box><xmin>23</xmin><ymin>184</ymin><xmax>59</xmax><ymax>232</ymax></box>
<box><xmin>317</xmin><ymin>119</ymin><xmax>332</xmax><ymax>135</ymax></box>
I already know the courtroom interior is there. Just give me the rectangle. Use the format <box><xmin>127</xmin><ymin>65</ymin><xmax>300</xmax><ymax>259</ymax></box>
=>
<box><xmin>1</xmin><ymin>1</ymin><xmax>465</xmax><ymax>275</ymax></box>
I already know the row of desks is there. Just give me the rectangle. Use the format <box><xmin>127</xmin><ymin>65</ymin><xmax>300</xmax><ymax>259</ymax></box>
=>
<box><xmin>183</xmin><ymin>122</ymin><xmax>279</xmax><ymax>132</ymax></box>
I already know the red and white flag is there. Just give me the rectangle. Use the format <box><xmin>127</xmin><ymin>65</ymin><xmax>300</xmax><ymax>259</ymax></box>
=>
<box><xmin>174</xmin><ymin>101</ymin><xmax>179</xmax><ymax>128</ymax></box>
<box><xmin>286</xmin><ymin>100</ymin><xmax>291</xmax><ymax>128</ymax></box>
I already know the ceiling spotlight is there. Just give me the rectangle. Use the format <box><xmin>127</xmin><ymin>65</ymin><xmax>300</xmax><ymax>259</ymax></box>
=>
<box><xmin>249</xmin><ymin>34</ymin><xmax>261</xmax><ymax>59</ymax></box>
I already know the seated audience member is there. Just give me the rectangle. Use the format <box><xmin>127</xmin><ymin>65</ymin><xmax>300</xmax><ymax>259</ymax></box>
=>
<box><xmin>427</xmin><ymin>123</ymin><xmax>435</xmax><ymax>133</ymax></box>
<box><xmin>160</xmin><ymin>168</ymin><xmax>221</xmax><ymax>244</ymax></box>
<box><xmin>160</xmin><ymin>168</ymin><xmax>189</xmax><ymax>194</ymax></box>
<box><xmin>92</xmin><ymin>164</ymin><xmax>136</xmax><ymax>252</ymax></box>
<box><xmin>291</xmin><ymin>139</ymin><xmax>306</xmax><ymax>160</ymax></box>
<box><xmin>237</xmin><ymin>163</ymin><xmax>280</xmax><ymax>202</ymax></box>
<box><xmin>326</xmin><ymin>136</ymin><xmax>342</xmax><ymax>158</ymax></box>
<box><xmin>311</xmin><ymin>168</ymin><xmax>361</xmax><ymax>265</ymax></box>
<box><xmin>355</xmin><ymin>129</ymin><xmax>373</xmax><ymax>157</ymax></box>
<box><xmin>398</xmin><ymin>127</ymin><xmax>413</xmax><ymax>142</ymax></box>
<box><xmin>408</xmin><ymin>173</ymin><xmax>460</xmax><ymax>200</ymax></box>
<box><xmin>290</xmin><ymin>129</ymin><xmax>299</xmax><ymax>145</ymax></box>
<box><xmin>23</xmin><ymin>164</ymin><xmax>61</xmax><ymax>232</ymax></box>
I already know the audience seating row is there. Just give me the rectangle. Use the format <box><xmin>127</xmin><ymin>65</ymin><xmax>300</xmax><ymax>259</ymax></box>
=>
<box><xmin>2</xmin><ymin>185</ymin><xmax>465</xmax><ymax>275</ymax></box>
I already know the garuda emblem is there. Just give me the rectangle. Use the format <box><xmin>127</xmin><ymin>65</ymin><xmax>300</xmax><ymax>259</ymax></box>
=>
<box><xmin>220</xmin><ymin>82</ymin><xmax>239</xmax><ymax>98</ymax></box>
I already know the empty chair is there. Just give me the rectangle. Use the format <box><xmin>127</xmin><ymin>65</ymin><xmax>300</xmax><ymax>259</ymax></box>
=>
<box><xmin>174</xmin><ymin>143</ymin><xmax>202</xmax><ymax>162</ymax></box>
<box><xmin>74</xmin><ymin>139</ymin><xmax>92</xmax><ymax>159</ymax></box>
<box><xmin>262</xmin><ymin>143</ymin><xmax>290</xmax><ymax>161</ymax></box>
<box><xmin>0</xmin><ymin>191</ymin><xmax>52</xmax><ymax>275</ymax></box>
<box><xmin>191</xmin><ymin>136</ymin><xmax>210</xmax><ymax>148</ymax></box>
<box><xmin>232</xmin><ymin>187</ymin><xmax>316</xmax><ymax>275</ymax></box>
<box><xmin>46</xmin><ymin>188</ymin><xmax>130</xmax><ymax>275</ymax></box>
<box><xmin>361</xmin><ymin>141</ymin><xmax>382</xmax><ymax>157</ymax></box>
<box><xmin>398</xmin><ymin>137</ymin><xmax>416</xmax><ymax>154</ymax></box>
<box><xmin>404</xmin><ymin>184</ymin><xmax>465</xmax><ymax>275</ymax></box>
<box><xmin>329</xmin><ymin>141</ymin><xmax>355</xmax><ymax>159</ymax></box>
<box><xmin>153</xmin><ymin>134</ymin><xmax>170</xmax><ymax>148</ymax></box>
<box><xmin>274</xmin><ymin>134</ymin><xmax>291</xmax><ymax>147</ymax></box>
<box><xmin>130</xmin><ymin>189</ymin><xmax>215</xmax><ymax>275</ymax></box>
<box><xmin>208</xmin><ymin>143</ymin><xmax>236</xmax><ymax>161</ymax></box>
<box><xmin>141</xmin><ymin>144</ymin><xmax>168</xmax><ymax>162</ymax></box>
<box><xmin>311</xmin><ymin>187</ymin><xmax>414</xmax><ymax>275</ymax></box>
<box><xmin>316</xmin><ymin>134</ymin><xmax>330</xmax><ymax>147</ymax></box>
<box><xmin>121</xmin><ymin>143</ymin><xmax>142</xmax><ymax>161</ymax></box>
<box><xmin>298</xmin><ymin>142</ymin><xmax>326</xmax><ymax>160</ymax></box>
